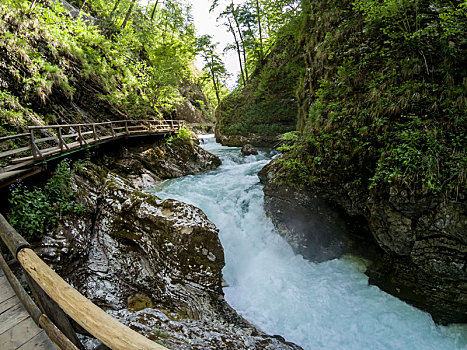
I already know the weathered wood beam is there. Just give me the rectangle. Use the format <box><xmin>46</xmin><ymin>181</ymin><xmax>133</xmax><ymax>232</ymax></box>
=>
<box><xmin>17</xmin><ymin>248</ymin><xmax>167</xmax><ymax>349</ymax></box>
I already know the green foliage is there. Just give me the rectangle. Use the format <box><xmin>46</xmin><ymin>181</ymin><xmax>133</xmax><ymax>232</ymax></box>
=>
<box><xmin>0</xmin><ymin>0</ymin><xmax>201</xmax><ymax>124</ymax></box>
<box><xmin>164</xmin><ymin>126</ymin><xmax>192</xmax><ymax>145</ymax></box>
<box><xmin>176</xmin><ymin>125</ymin><xmax>192</xmax><ymax>142</ymax></box>
<box><xmin>216</xmin><ymin>13</ymin><xmax>306</xmax><ymax>140</ymax></box>
<box><xmin>278</xmin><ymin>0</ymin><xmax>466</xmax><ymax>198</ymax></box>
<box><xmin>8</xmin><ymin>160</ymin><xmax>85</xmax><ymax>239</ymax></box>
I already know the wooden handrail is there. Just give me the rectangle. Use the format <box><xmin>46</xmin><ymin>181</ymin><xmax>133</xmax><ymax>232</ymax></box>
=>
<box><xmin>0</xmin><ymin>119</ymin><xmax>185</xmax><ymax>173</ymax></box>
<box><xmin>18</xmin><ymin>249</ymin><xmax>165</xmax><ymax>350</ymax></box>
<box><xmin>0</xmin><ymin>214</ymin><xmax>167</xmax><ymax>349</ymax></box>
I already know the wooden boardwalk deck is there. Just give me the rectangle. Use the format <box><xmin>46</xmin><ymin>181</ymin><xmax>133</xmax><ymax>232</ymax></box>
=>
<box><xmin>0</xmin><ymin>269</ymin><xmax>57</xmax><ymax>350</ymax></box>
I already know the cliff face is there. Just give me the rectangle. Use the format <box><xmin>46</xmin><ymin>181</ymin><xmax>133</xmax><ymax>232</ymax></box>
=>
<box><xmin>255</xmin><ymin>0</ymin><xmax>466</xmax><ymax>324</ymax></box>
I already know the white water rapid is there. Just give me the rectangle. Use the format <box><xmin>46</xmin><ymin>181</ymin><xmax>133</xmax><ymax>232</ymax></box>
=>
<box><xmin>150</xmin><ymin>136</ymin><xmax>467</xmax><ymax>350</ymax></box>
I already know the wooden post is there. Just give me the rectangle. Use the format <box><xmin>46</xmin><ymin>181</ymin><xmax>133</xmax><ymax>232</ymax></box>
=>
<box><xmin>0</xmin><ymin>214</ymin><xmax>30</xmax><ymax>256</ymax></box>
<box><xmin>58</xmin><ymin>127</ymin><xmax>70</xmax><ymax>151</ymax></box>
<box><xmin>170</xmin><ymin>120</ymin><xmax>174</xmax><ymax>130</ymax></box>
<box><xmin>78</xmin><ymin>126</ymin><xmax>87</xmax><ymax>145</ymax></box>
<box><xmin>92</xmin><ymin>124</ymin><xmax>98</xmax><ymax>141</ymax></box>
<box><xmin>125</xmin><ymin>121</ymin><xmax>129</xmax><ymax>135</ymax></box>
<box><xmin>78</xmin><ymin>126</ymin><xmax>83</xmax><ymax>146</ymax></box>
<box><xmin>58</xmin><ymin>127</ymin><xmax>63</xmax><ymax>151</ymax></box>
<box><xmin>30</xmin><ymin>129</ymin><xmax>42</xmax><ymax>160</ymax></box>
<box><xmin>110</xmin><ymin>122</ymin><xmax>115</xmax><ymax>137</ymax></box>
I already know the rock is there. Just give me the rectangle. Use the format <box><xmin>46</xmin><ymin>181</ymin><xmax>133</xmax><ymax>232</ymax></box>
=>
<box><xmin>215</xmin><ymin>130</ymin><xmax>279</xmax><ymax>148</ymax></box>
<box><xmin>241</xmin><ymin>144</ymin><xmax>258</xmax><ymax>156</ymax></box>
<box><xmin>100</xmin><ymin>137</ymin><xmax>221</xmax><ymax>189</ymax></box>
<box><xmin>175</xmin><ymin>81</ymin><xmax>212</xmax><ymax>125</ymax></box>
<box><xmin>128</xmin><ymin>294</ymin><xmax>153</xmax><ymax>311</ymax></box>
<box><xmin>259</xmin><ymin>166</ymin><xmax>378</xmax><ymax>263</ymax></box>
<box><xmin>36</xmin><ymin>162</ymin><xmax>301</xmax><ymax>349</ymax></box>
<box><xmin>260</xmin><ymin>156</ymin><xmax>467</xmax><ymax>324</ymax></box>
<box><xmin>108</xmin><ymin>308</ymin><xmax>302</xmax><ymax>350</ymax></box>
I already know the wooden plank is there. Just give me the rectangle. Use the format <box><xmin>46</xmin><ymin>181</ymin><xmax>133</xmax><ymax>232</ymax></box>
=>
<box><xmin>0</xmin><ymin>133</ymin><xmax>30</xmax><ymax>142</ymax></box>
<box><xmin>0</xmin><ymin>317</ymin><xmax>42</xmax><ymax>350</ymax></box>
<box><xmin>10</xmin><ymin>156</ymin><xmax>35</xmax><ymax>164</ymax></box>
<box><xmin>0</xmin><ymin>303</ymin><xmax>29</xmax><ymax>334</ymax></box>
<box><xmin>29</xmin><ymin>121</ymin><xmax>113</xmax><ymax>129</ymax></box>
<box><xmin>17</xmin><ymin>330</ymin><xmax>58</xmax><ymax>350</ymax></box>
<box><xmin>0</xmin><ymin>279</ymin><xmax>16</xmax><ymax>303</ymax></box>
<box><xmin>0</xmin><ymin>146</ymin><xmax>32</xmax><ymax>159</ymax></box>
<box><xmin>34</xmin><ymin>136</ymin><xmax>58</xmax><ymax>144</ymax></box>
<box><xmin>18</xmin><ymin>248</ymin><xmax>167</xmax><ymax>350</ymax></box>
<box><xmin>78</xmin><ymin>131</ymin><xmax>94</xmax><ymax>137</ymax></box>
<box><xmin>35</xmin><ymin>147</ymin><xmax>61</xmax><ymax>156</ymax></box>
<box><xmin>2</xmin><ymin>160</ymin><xmax>36</xmax><ymax>172</ymax></box>
<box><xmin>0</xmin><ymin>296</ymin><xmax>19</xmax><ymax>314</ymax></box>
<box><xmin>0</xmin><ymin>252</ymin><xmax>41</xmax><ymax>324</ymax></box>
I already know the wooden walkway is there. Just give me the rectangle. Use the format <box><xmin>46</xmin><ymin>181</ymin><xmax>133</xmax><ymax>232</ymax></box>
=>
<box><xmin>0</xmin><ymin>269</ymin><xmax>57</xmax><ymax>350</ymax></box>
<box><xmin>0</xmin><ymin>119</ymin><xmax>184</xmax><ymax>189</ymax></box>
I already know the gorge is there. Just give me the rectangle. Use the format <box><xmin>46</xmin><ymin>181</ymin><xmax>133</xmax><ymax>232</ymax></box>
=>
<box><xmin>0</xmin><ymin>0</ymin><xmax>465</xmax><ymax>348</ymax></box>
<box><xmin>151</xmin><ymin>136</ymin><xmax>467</xmax><ymax>350</ymax></box>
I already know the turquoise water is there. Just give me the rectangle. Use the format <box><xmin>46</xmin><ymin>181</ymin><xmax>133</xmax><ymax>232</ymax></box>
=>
<box><xmin>150</xmin><ymin>137</ymin><xmax>467</xmax><ymax>350</ymax></box>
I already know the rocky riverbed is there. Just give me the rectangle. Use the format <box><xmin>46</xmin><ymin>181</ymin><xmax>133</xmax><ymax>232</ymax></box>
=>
<box><xmin>35</xmin><ymin>137</ymin><xmax>301</xmax><ymax>349</ymax></box>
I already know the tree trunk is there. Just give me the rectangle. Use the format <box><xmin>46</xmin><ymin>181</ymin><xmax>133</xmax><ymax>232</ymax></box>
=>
<box><xmin>227</xmin><ymin>18</ymin><xmax>246</xmax><ymax>87</ymax></box>
<box><xmin>121</xmin><ymin>0</ymin><xmax>137</xmax><ymax>29</ymax></box>
<box><xmin>232</xmin><ymin>9</ymin><xmax>249</xmax><ymax>84</ymax></box>
<box><xmin>209</xmin><ymin>58</ymin><xmax>221</xmax><ymax>106</ymax></box>
<box><xmin>110</xmin><ymin>0</ymin><xmax>121</xmax><ymax>19</ymax></box>
<box><xmin>150</xmin><ymin>0</ymin><xmax>159</xmax><ymax>21</ymax></box>
<box><xmin>255</xmin><ymin>0</ymin><xmax>264</xmax><ymax>65</ymax></box>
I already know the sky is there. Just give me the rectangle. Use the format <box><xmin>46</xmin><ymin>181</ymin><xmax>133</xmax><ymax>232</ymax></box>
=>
<box><xmin>189</xmin><ymin>0</ymin><xmax>244</xmax><ymax>88</ymax></box>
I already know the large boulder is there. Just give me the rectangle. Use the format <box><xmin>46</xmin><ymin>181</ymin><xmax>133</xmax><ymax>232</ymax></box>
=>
<box><xmin>241</xmin><ymin>144</ymin><xmax>258</xmax><ymax>156</ymax></box>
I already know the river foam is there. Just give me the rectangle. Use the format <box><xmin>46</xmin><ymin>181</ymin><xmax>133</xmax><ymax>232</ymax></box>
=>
<box><xmin>150</xmin><ymin>137</ymin><xmax>467</xmax><ymax>350</ymax></box>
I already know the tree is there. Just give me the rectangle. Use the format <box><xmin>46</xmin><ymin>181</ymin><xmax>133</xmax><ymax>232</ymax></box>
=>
<box><xmin>210</xmin><ymin>0</ymin><xmax>300</xmax><ymax>85</ymax></box>
<box><xmin>254</xmin><ymin>0</ymin><xmax>264</xmax><ymax>64</ymax></box>
<box><xmin>196</xmin><ymin>35</ymin><xmax>228</xmax><ymax>106</ymax></box>
<box><xmin>218</xmin><ymin>3</ymin><xmax>248</xmax><ymax>86</ymax></box>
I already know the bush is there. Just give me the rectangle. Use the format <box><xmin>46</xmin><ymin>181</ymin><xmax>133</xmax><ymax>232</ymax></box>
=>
<box><xmin>8</xmin><ymin>160</ymin><xmax>85</xmax><ymax>239</ymax></box>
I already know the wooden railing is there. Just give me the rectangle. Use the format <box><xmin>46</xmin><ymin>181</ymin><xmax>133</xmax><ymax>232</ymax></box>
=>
<box><xmin>0</xmin><ymin>214</ymin><xmax>167</xmax><ymax>349</ymax></box>
<box><xmin>0</xmin><ymin>119</ymin><xmax>184</xmax><ymax>173</ymax></box>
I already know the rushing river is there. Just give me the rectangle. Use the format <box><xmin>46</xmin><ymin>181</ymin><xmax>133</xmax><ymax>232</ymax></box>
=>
<box><xmin>149</xmin><ymin>136</ymin><xmax>467</xmax><ymax>350</ymax></box>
